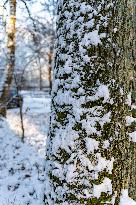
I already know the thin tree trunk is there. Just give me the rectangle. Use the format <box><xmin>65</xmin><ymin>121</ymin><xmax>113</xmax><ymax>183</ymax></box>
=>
<box><xmin>0</xmin><ymin>0</ymin><xmax>16</xmax><ymax>117</ymax></box>
<box><xmin>37</xmin><ymin>57</ymin><xmax>42</xmax><ymax>91</ymax></box>
<box><xmin>14</xmin><ymin>74</ymin><xmax>25</xmax><ymax>142</ymax></box>
<box><xmin>19</xmin><ymin>95</ymin><xmax>25</xmax><ymax>142</ymax></box>
<box><xmin>48</xmin><ymin>51</ymin><xmax>52</xmax><ymax>95</ymax></box>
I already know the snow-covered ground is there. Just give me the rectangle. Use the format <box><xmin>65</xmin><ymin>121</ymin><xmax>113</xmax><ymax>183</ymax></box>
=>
<box><xmin>0</xmin><ymin>92</ymin><xmax>51</xmax><ymax>205</ymax></box>
<box><xmin>7</xmin><ymin>93</ymin><xmax>51</xmax><ymax>156</ymax></box>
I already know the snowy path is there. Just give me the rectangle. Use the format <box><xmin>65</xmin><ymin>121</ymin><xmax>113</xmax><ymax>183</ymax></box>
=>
<box><xmin>7</xmin><ymin>95</ymin><xmax>51</xmax><ymax>157</ymax></box>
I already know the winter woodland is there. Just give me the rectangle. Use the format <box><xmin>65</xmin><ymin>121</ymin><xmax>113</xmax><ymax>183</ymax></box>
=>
<box><xmin>0</xmin><ymin>0</ymin><xmax>136</xmax><ymax>205</ymax></box>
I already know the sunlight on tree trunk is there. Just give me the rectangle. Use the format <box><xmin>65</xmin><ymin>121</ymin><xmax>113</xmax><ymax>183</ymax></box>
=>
<box><xmin>0</xmin><ymin>0</ymin><xmax>16</xmax><ymax>117</ymax></box>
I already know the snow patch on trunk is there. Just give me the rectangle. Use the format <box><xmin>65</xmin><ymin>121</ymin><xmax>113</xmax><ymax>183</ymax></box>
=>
<box><xmin>93</xmin><ymin>178</ymin><xmax>112</xmax><ymax>198</ymax></box>
<box><xmin>120</xmin><ymin>190</ymin><xmax>136</xmax><ymax>205</ymax></box>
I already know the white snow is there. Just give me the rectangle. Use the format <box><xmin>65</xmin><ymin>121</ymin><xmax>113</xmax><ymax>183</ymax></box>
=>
<box><xmin>87</xmin><ymin>84</ymin><xmax>110</xmax><ymax>103</ymax></box>
<box><xmin>126</xmin><ymin>116</ymin><xmax>136</xmax><ymax>125</ymax></box>
<box><xmin>129</xmin><ymin>131</ymin><xmax>136</xmax><ymax>142</ymax></box>
<box><xmin>94</xmin><ymin>154</ymin><xmax>114</xmax><ymax>174</ymax></box>
<box><xmin>0</xmin><ymin>92</ymin><xmax>51</xmax><ymax>204</ymax></box>
<box><xmin>80</xmin><ymin>2</ymin><xmax>93</xmax><ymax>14</ymax></box>
<box><xmin>113</xmin><ymin>28</ymin><xmax>118</xmax><ymax>33</ymax></box>
<box><xmin>0</xmin><ymin>119</ymin><xmax>45</xmax><ymax>205</ymax></box>
<box><xmin>103</xmin><ymin>140</ymin><xmax>110</xmax><ymax>149</ymax></box>
<box><xmin>86</xmin><ymin>138</ymin><xmax>99</xmax><ymax>154</ymax></box>
<box><xmin>82</xmin><ymin>30</ymin><xmax>101</xmax><ymax>46</ymax></box>
<box><xmin>7</xmin><ymin>94</ymin><xmax>51</xmax><ymax>156</ymax></box>
<box><xmin>126</xmin><ymin>92</ymin><xmax>132</xmax><ymax>106</ymax></box>
<box><xmin>93</xmin><ymin>178</ymin><xmax>112</xmax><ymax>198</ymax></box>
<box><xmin>120</xmin><ymin>190</ymin><xmax>136</xmax><ymax>205</ymax></box>
<box><xmin>126</xmin><ymin>116</ymin><xmax>136</xmax><ymax>142</ymax></box>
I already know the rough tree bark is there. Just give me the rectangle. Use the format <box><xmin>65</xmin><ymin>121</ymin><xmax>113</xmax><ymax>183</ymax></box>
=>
<box><xmin>128</xmin><ymin>0</ymin><xmax>136</xmax><ymax>200</ymax></box>
<box><xmin>0</xmin><ymin>0</ymin><xmax>16</xmax><ymax>117</ymax></box>
<box><xmin>44</xmin><ymin>0</ymin><xmax>133</xmax><ymax>204</ymax></box>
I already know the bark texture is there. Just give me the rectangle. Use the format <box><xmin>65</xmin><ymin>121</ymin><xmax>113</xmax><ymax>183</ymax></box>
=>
<box><xmin>44</xmin><ymin>0</ymin><xmax>133</xmax><ymax>204</ymax></box>
<box><xmin>128</xmin><ymin>0</ymin><xmax>136</xmax><ymax>200</ymax></box>
<box><xmin>0</xmin><ymin>0</ymin><xmax>16</xmax><ymax>117</ymax></box>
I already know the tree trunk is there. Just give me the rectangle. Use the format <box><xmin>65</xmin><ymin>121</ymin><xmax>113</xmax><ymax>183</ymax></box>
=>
<box><xmin>128</xmin><ymin>0</ymin><xmax>136</xmax><ymax>200</ymax></box>
<box><xmin>0</xmin><ymin>0</ymin><xmax>16</xmax><ymax>117</ymax></box>
<box><xmin>44</xmin><ymin>1</ymin><xmax>133</xmax><ymax>204</ymax></box>
<box><xmin>48</xmin><ymin>51</ymin><xmax>52</xmax><ymax>95</ymax></box>
<box><xmin>37</xmin><ymin>57</ymin><xmax>42</xmax><ymax>91</ymax></box>
<box><xmin>132</xmin><ymin>0</ymin><xmax>136</xmax><ymax>91</ymax></box>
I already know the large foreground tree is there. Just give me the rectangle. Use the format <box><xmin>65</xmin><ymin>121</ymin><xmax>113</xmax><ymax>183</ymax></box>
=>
<box><xmin>44</xmin><ymin>0</ymin><xmax>133</xmax><ymax>204</ymax></box>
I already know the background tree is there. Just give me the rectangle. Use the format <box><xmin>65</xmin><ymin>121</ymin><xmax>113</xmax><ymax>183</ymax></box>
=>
<box><xmin>15</xmin><ymin>0</ymin><xmax>57</xmax><ymax>92</ymax></box>
<box><xmin>44</xmin><ymin>0</ymin><xmax>133</xmax><ymax>204</ymax></box>
<box><xmin>0</xmin><ymin>0</ymin><xmax>16</xmax><ymax>116</ymax></box>
<box><xmin>0</xmin><ymin>0</ymin><xmax>57</xmax><ymax>101</ymax></box>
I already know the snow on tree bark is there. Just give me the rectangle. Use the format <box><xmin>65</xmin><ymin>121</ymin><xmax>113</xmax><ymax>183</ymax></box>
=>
<box><xmin>44</xmin><ymin>0</ymin><xmax>133</xmax><ymax>204</ymax></box>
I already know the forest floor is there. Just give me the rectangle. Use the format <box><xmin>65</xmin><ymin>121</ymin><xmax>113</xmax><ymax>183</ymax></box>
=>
<box><xmin>0</xmin><ymin>91</ymin><xmax>51</xmax><ymax>205</ymax></box>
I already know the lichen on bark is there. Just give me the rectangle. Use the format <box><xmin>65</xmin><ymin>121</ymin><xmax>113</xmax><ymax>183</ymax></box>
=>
<box><xmin>44</xmin><ymin>1</ymin><xmax>133</xmax><ymax>204</ymax></box>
